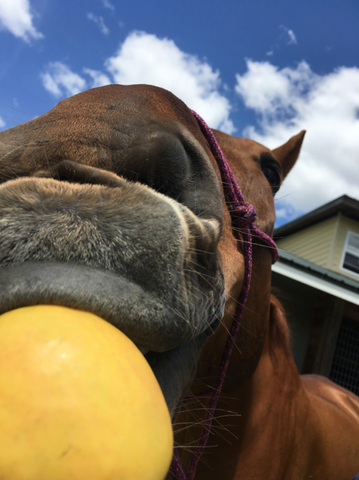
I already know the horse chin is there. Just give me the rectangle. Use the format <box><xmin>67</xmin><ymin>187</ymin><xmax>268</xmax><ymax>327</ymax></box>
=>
<box><xmin>0</xmin><ymin>261</ymin><xmax>222</xmax><ymax>418</ymax></box>
<box><xmin>145</xmin><ymin>323</ymin><xmax>218</xmax><ymax>418</ymax></box>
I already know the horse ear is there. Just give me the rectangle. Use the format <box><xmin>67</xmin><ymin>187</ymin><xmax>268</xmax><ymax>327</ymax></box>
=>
<box><xmin>272</xmin><ymin>130</ymin><xmax>306</xmax><ymax>180</ymax></box>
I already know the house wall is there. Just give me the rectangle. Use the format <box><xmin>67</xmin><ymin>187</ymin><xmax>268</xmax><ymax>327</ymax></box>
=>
<box><xmin>277</xmin><ymin>214</ymin><xmax>359</xmax><ymax>281</ymax></box>
<box><xmin>276</xmin><ymin>215</ymin><xmax>339</xmax><ymax>269</ymax></box>
<box><xmin>274</xmin><ymin>206</ymin><xmax>359</xmax><ymax>390</ymax></box>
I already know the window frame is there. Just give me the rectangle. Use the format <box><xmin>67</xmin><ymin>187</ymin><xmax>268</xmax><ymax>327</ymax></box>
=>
<box><xmin>340</xmin><ymin>230</ymin><xmax>359</xmax><ymax>278</ymax></box>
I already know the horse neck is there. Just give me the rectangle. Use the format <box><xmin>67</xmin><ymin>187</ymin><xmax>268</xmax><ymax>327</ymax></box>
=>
<box><xmin>192</xmin><ymin>326</ymin><xmax>311</xmax><ymax>480</ymax></box>
<box><xmin>237</xmin><ymin>330</ymin><xmax>305</xmax><ymax>429</ymax></box>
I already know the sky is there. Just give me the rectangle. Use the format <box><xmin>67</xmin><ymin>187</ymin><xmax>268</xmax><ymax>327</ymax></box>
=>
<box><xmin>0</xmin><ymin>0</ymin><xmax>358</xmax><ymax>226</ymax></box>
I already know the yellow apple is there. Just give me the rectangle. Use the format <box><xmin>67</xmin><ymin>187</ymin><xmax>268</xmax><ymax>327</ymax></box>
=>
<box><xmin>0</xmin><ymin>305</ymin><xmax>173</xmax><ymax>480</ymax></box>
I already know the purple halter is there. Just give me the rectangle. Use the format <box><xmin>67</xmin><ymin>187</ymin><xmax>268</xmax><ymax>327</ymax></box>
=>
<box><xmin>167</xmin><ymin>111</ymin><xmax>279</xmax><ymax>480</ymax></box>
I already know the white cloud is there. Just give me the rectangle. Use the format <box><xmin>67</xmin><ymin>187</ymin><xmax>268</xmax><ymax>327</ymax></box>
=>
<box><xmin>40</xmin><ymin>32</ymin><xmax>233</xmax><ymax>133</ymax></box>
<box><xmin>41</xmin><ymin>62</ymin><xmax>87</xmax><ymax>98</ymax></box>
<box><xmin>105</xmin><ymin>31</ymin><xmax>234</xmax><ymax>133</ymax></box>
<box><xmin>98</xmin><ymin>0</ymin><xmax>114</xmax><ymax>10</ymax></box>
<box><xmin>287</xmin><ymin>30</ymin><xmax>297</xmax><ymax>45</ymax></box>
<box><xmin>0</xmin><ymin>117</ymin><xmax>6</xmax><ymax>129</ymax></box>
<box><xmin>83</xmin><ymin>68</ymin><xmax>111</xmax><ymax>88</ymax></box>
<box><xmin>0</xmin><ymin>0</ymin><xmax>43</xmax><ymax>42</ymax></box>
<box><xmin>87</xmin><ymin>13</ymin><xmax>109</xmax><ymax>35</ymax></box>
<box><xmin>280</xmin><ymin>26</ymin><xmax>297</xmax><ymax>45</ymax></box>
<box><xmin>235</xmin><ymin>60</ymin><xmax>359</xmax><ymax>219</ymax></box>
<box><xmin>235</xmin><ymin>60</ymin><xmax>316</xmax><ymax>114</ymax></box>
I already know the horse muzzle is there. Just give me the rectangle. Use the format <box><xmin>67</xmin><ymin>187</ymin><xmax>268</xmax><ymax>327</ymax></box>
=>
<box><xmin>0</xmin><ymin>175</ymin><xmax>225</xmax><ymax>414</ymax></box>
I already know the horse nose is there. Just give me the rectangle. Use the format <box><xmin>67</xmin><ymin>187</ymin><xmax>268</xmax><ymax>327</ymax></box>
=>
<box><xmin>34</xmin><ymin>131</ymin><xmax>192</xmax><ymax>200</ymax></box>
<box><xmin>32</xmin><ymin>126</ymin><xmax>222</xmax><ymax>225</ymax></box>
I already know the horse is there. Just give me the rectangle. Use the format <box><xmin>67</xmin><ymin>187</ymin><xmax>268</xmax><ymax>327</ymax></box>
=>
<box><xmin>0</xmin><ymin>84</ymin><xmax>358</xmax><ymax>479</ymax></box>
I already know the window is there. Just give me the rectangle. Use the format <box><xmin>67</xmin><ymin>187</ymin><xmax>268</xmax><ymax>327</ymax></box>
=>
<box><xmin>329</xmin><ymin>316</ymin><xmax>359</xmax><ymax>395</ymax></box>
<box><xmin>341</xmin><ymin>231</ymin><xmax>359</xmax><ymax>276</ymax></box>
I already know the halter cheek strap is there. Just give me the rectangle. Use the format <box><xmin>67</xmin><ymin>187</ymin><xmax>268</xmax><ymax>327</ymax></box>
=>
<box><xmin>167</xmin><ymin>111</ymin><xmax>279</xmax><ymax>480</ymax></box>
<box><xmin>191</xmin><ymin>110</ymin><xmax>279</xmax><ymax>264</ymax></box>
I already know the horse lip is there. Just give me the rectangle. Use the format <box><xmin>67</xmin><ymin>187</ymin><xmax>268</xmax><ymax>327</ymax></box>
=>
<box><xmin>0</xmin><ymin>261</ymin><xmax>219</xmax><ymax>352</ymax></box>
<box><xmin>0</xmin><ymin>261</ymin><xmax>221</xmax><ymax>417</ymax></box>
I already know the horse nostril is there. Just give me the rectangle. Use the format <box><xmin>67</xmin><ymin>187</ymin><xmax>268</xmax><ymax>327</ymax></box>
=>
<box><xmin>113</xmin><ymin>132</ymin><xmax>192</xmax><ymax>199</ymax></box>
<box><xmin>35</xmin><ymin>160</ymin><xmax>126</xmax><ymax>189</ymax></box>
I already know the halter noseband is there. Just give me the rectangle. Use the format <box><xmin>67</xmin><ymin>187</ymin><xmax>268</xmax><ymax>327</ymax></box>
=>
<box><xmin>167</xmin><ymin>111</ymin><xmax>279</xmax><ymax>480</ymax></box>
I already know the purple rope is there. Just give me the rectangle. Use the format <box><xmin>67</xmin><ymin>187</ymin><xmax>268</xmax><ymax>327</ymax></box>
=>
<box><xmin>167</xmin><ymin>111</ymin><xmax>279</xmax><ymax>480</ymax></box>
<box><xmin>190</xmin><ymin>110</ymin><xmax>278</xmax><ymax>264</ymax></box>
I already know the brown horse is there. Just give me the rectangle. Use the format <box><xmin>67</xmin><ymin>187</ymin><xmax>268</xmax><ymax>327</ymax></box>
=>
<box><xmin>174</xmin><ymin>128</ymin><xmax>359</xmax><ymax>480</ymax></box>
<box><xmin>0</xmin><ymin>85</ymin><xmax>358</xmax><ymax>479</ymax></box>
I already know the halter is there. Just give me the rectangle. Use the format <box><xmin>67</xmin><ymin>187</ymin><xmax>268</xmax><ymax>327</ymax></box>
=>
<box><xmin>167</xmin><ymin>111</ymin><xmax>279</xmax><ymax>480</ymax></box>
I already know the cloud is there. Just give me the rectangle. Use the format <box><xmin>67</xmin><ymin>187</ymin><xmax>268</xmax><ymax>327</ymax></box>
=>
<box><xmin>0</xmin><ymin>117</ymin><xmax>6</xmax><ymax>129</ymax></box>
<box><xmin>0</xmin><ymin>0</ymin><xmax>43</xmax><ymax>42</ymax></box>
<box><xmin>40</xmin><ymin>32</ymin><xmax>233</xmax><ymax>132</ymax></box>
<box><xmin>41</xmin><ymin>63</ymin><xmax>113</xmax><ymax>96</ymax></box>
<box><xmin>235</xmin><ymin>60</ymin><xmax>359</xmax><ymax>220</ymax></box>
<box><xmin>98</xmin><ymin>0</ymin><xmax>114</xmax><ymax>10</ymax></box>
<box><xmin>105</xmin><ymin>31</ymin><xmax>234</xmax><ymax>133</ymax></box>
<box><xmin>83</xmin><ymin>68</ymin><xmax>111</xmax><ymax>87</ymax></box>
<box><xmin>87</xmin><ymin>12</ymin><xmax>109</xmax><ymax>35</ymax></box>
<box><xmin>287</xmin><ymin>30</ymin><xmax>297</xmax><ymax>45</ymax></box>
<box><xmin>280</xmin><ymin>26</ymin><xmax>297</xmax><ymax>45</ymax></box>
<box><xmin>41</xmin><ymin>62</ymin><xmax>87</xmax><ymax>98</ymax></box>
<box><xmin>266</xmin><ymin>26</ymin><xmax>297</xmax><ymax>57</ymax></box>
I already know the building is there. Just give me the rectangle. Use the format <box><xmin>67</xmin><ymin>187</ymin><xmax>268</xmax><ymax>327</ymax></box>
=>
<box><xmin>272</xmin><ymin>195</ymin><xmax>359</xmax><ymax>395</ymax></box>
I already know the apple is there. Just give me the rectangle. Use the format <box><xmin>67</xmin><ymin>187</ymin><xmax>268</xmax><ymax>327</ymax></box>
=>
<box><xmin>0</xmin><ymin>305</ymin><xmax>173</xmax><ymax>480</ymax></box>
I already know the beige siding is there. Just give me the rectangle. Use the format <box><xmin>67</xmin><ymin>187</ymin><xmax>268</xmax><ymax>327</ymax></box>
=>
<box><xmin>331</xmin><ymin>217</ymin><xmax>359</xmax><ymax>280</ymax></box>
<box><xmin>277</xmin><ymin>214</ymin><xmax>359</xmax><ymax>281</ymax></box>
<box><xmin>276</xmin><ymin>216</ymin><xmax>339</xmax><ymax>268</ymax></box>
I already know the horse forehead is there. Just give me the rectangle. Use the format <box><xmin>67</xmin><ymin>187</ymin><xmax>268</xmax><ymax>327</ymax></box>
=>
<box><xmin>238</xmin><ymin>136</ymin><xmax>270</xmax><ymax>150</ymax></box>
<box><xmin>213</xmin><ymin>131</ymin><xmax>271</xmax><ymax>164</ymax></box>
<box><xmin>230</xmin><ymin>137</ymin><xmax>271</xmax><ymax>163</ymax></box>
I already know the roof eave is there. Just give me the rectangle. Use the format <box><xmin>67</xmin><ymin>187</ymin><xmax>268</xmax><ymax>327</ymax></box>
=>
<box><xmin>274</xmin><ymin>195</ymin><xmax>359</xmax><ymax>239</ymax></box>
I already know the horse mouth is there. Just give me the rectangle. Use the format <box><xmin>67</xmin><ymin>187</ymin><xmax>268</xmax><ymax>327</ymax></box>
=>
<box><xmin>0</xmin><ymin>262</ymin><xmax>221</xmax><ymax>417</ymax></box>
<box><xmin>0</xmin><ymin>177</ymin><xmax>225</xmax><ymax>416</ymax></box>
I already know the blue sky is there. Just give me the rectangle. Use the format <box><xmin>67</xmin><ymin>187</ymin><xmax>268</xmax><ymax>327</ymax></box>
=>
<box><xmin>1</xmin><ymin>0</ymin><xmax>358</xmax><ymax>226</ymax></box>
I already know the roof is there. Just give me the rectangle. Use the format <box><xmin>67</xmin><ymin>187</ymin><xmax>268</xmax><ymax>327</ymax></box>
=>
<box><xmin>274</xmin><ymin>195</ymin><xmax>359</xmax><ymax>239</ymax></box>
<box><xmin>272</xmin><ymin>248</ymin><xmax>359</xmax><ymax>305</ymax></box>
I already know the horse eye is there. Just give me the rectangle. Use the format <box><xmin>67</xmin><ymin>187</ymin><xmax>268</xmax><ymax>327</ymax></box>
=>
<box><xmin>261</xmin><ymin>161</ymin><xmax>281</xmax><ymax>195</ymax></box>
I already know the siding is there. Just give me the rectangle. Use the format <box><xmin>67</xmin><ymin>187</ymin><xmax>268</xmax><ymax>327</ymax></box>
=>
<box><xmin>276</xmin><ymin>216</ymin><xmax>339</xmax><ymax>269</ymax></box>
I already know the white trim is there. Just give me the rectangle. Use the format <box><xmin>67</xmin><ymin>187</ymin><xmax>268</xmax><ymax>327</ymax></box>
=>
<box><xmin>272</xmin><ymin>261</ymin><xmax>359</xmax><ymax>306</ymax></box>
<box><xmin>340</xmin><ymin>230</ymin><xmax>359</xmax><ymax>279</ymax></box>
